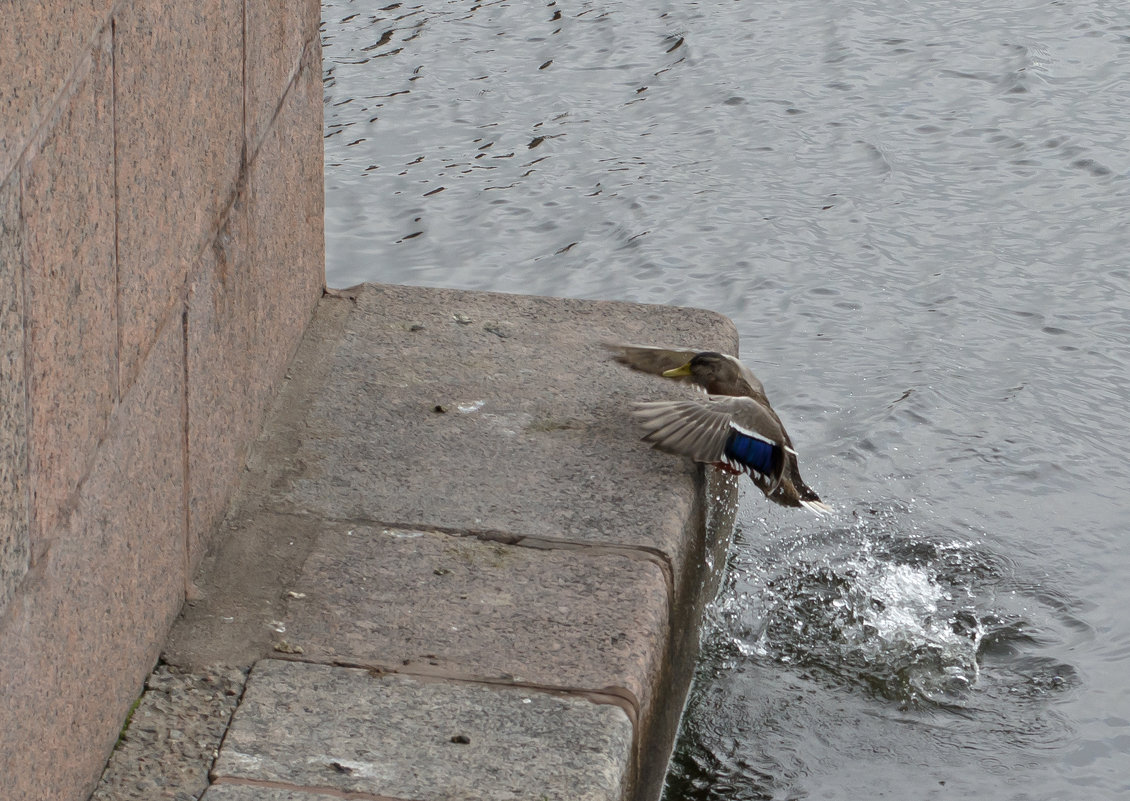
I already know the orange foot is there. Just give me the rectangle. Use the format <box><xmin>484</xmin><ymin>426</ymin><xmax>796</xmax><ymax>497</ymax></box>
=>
<box><xmin>712</xmin><ymin>461</ymin><xmax>743</xmax><ymax>476</ymax></box>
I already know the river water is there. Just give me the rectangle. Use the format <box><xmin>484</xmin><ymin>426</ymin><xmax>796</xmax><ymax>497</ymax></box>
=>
<box><xmin>321</xmin><ymin>1</ymin><xmax>1130</xmax><ymax>797</ymax></box>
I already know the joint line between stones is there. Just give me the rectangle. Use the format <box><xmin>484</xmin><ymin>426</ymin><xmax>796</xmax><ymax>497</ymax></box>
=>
<box><xmin>264</xmin><ymin>653</ymin><xmax>642</xmax><ymax>732</ymax></box>
<box><xmin>281</xmin><ymin>511</ymin><xmax>678</xmax><ymax>600</ymax></box>
<box><xmin>210</xmin><ymin>775</ymin><xmax>409</xmax><ymax>801</ymax></box>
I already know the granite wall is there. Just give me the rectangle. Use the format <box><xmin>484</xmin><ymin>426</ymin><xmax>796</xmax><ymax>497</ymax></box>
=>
<box><xmin>0</xmin><ymin>3</ymin><xmax>325</xmax><ymax>799</ymax></box>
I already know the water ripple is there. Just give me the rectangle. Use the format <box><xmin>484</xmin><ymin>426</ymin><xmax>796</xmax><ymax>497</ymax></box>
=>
<box><xmin>323</xmin><ymin>0</ymin><xmax>1130</xmax><ymax>797</ymax></box>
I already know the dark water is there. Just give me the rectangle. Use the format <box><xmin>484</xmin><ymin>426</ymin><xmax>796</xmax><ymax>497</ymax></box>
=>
<box><xmin>322</xmin><ymin>0</ymin><xmax>1130</xmax><ymax>797</ymax></box>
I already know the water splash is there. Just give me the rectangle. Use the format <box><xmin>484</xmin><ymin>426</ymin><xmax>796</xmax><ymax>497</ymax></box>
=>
<box><xmin>764</xmin><ymin>546</ymin><xmax>981</xmax><ymax>705</ymax></box>
<box><xmin>706</xmin><ymin>505</ymin><xmax>1076</xmax><ymax>708</ymax></box>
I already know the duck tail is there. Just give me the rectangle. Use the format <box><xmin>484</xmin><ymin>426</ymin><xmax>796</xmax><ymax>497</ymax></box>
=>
<box><xmin>799</xmin><ymin>499</ymin><xmax>834</xmax><ymax>516</ymax></box>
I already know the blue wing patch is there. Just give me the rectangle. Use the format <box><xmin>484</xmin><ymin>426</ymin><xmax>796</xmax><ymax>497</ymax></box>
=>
<box><xmin>724</xmin><ymin>429</ymin><xmax>777</xmax><ymax>476</ymax></box>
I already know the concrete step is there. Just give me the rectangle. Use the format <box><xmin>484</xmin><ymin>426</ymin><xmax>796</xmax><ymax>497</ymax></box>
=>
<box><xmin>205</xmin><ymin>659</ymin><xmax>632</xmax><ymax>801</ymax></box>
<box><xmin>92</xmin><ymin>283</ymin><xmax>739</xmax><ymax>801</ymax></box>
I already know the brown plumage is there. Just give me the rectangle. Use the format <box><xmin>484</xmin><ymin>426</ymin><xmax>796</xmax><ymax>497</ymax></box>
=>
<box><xmin>608</xmin><ymin>343</ymin><xmax>829</xmax><ymax>514</ymax></box>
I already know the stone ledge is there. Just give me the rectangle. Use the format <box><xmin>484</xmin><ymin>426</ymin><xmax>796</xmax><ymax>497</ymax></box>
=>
<box><xmin>210</xmin><ymin>659</ymin><xmax>633</xmax><ymax>801</ymax></box>
<box><xmin>243</xmin><ymin>283</ymin><xmax>734</xmax><ymax>577</ymax></box>
<box><xmin>201</xmin><ymin>786</ymin><xmax>346</xmax><ymax>801</ymax></box>
<box><xmin>98</xmin><ymin>283</ymin><xmax>740</xmax><ymax>801</ymax></box>
<box><xmin>89</xmin><ymin>665</ymin><xmax>247</xmax><ymax>801</ymax></box>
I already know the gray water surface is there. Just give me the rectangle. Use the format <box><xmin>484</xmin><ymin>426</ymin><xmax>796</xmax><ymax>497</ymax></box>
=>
<box><xmin>322</xmin><ymin>0</ymin><xmax>1130</xmax><ymax>797</ymax></box>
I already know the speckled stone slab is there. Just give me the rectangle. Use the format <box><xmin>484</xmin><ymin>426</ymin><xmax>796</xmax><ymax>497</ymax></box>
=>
<box><xmin>91</xmin><ymin>665</ymin><xmax>246</xmax><ymax>801</ymax></box>
<box><xmin>158</xmin><ymin>283</ymin><xmax>741</xmax><ymax>801</ymax></box>
<box><xmin>280</xmin><ymin>523</ymin><xmax>668</xmax><ymax>713</ymax></box>
<box><xmin>0</xmin><ymin>176</ymin><xmax>28</xmax><ymax>615</ymax></box>
<box><xmin>246</xmin><ymin>283</ymin><xmax>738</xmax><ymax>574</ymax></box>
<box><xmin>211</xmin><ymin>659</ymin><xmax>632</xmax><ymax>801</ymax></box>
<box><xmin>202</xmin><ymin>786</ymin><xmax>343</xmax><ymax>801</ymax></box>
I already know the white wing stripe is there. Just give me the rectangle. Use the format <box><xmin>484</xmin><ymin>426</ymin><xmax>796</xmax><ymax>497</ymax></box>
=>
<box><xmin>729</xmin><ymin>421</ymin><xmax>776</xmax><ymax>445</ymax></box>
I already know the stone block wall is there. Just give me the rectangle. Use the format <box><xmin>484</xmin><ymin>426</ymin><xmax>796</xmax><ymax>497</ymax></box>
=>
<box><xmin>0</xmin><ymin>3</ymin><xmax>325</xmax><ymax>799</ymax></box>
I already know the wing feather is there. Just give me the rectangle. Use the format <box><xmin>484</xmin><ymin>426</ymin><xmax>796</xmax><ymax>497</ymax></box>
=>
<box><xmin>632</xmin><ymin>396</ymin><xmax>785</xmax><ymax>469</ymax></box>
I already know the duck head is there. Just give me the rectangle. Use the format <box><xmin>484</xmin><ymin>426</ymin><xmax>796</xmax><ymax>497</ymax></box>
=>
<box><xmin>662</xmin><ymin>351</ymin><xmax>752</xmax><ymax>396</ymax></box>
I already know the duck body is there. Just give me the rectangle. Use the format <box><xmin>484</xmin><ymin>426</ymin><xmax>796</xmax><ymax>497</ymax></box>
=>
<box><xmin>607</xmin><ymin>343</ymin><xmax>829</xmax><ymax>514</ymax></box>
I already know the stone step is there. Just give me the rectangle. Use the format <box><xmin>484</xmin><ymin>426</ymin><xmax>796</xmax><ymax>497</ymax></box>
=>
<box><xmin>93</xmin><ymin>283</ymin><xmax>739</xmax><ymax>801</ymax></box>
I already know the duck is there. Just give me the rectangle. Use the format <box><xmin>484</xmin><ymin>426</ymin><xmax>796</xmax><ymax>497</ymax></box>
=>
<box><xmin>607</xmin><ymin>343</ymin><xmax>830</xmax><ymax>514</ymax></box>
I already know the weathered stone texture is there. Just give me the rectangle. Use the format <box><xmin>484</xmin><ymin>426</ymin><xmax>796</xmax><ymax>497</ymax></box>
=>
<box><xmin>203</xmin><ymin>787</ymin><xmax>346</xmax><ymax>801</ymax></box>
<box><xmin>20</xmin><ymin>28</ymin><xmax>117</xmax><ymax>551</ymax></box>
<box><xmin>245</xmin><ymin>0</ymin><xmax>321</xmax><ymax>155</ymax></box>
<box><xmin>163</xmin><ymin>285</ymin><xmax>738</xmax><ymax>801</ymax></box>
<box><xmin>284</xmin><ymin>526</ymin><xmax>668</xmax><ymax>709</ymax></box>
<box><xmin>2</xmin><ymin>3</ymin><xmax>324</xmax><ymax>799</ymax></box>
<box><xmin>0</xmin><ymin>175</ymin><xmax>29</xmax><ymax>615</ymax></box>
<box><xmin>0</xmin><ymin>0</ymin><xmax>108</xmax><ymax>178</ymax></box>
<box><xmin>256</xmin><ymin>284</ymin><xmax>732</xmax><ymax>571</ymax></box>
<box><xmin>186</xmin><ymin>37</ymin><xmax>323</xmax><ymax>565</ymax></box>
<box><xmin>0</xmin><ymin>320</ymin><xmax>186</xmax><ymax>801</ymax></box>
<box><xmin>90</xmin><ymin>665</ymin><xmax>247</xmax><ymax>801</ymax></box>
<box><xmin>212</xmin><ymin>660</ymin><xmax>632</xmax><ymax>801</ymax></box>
<box><xmin>113</xmin><ymin>0</ymin><xmax>243</xmax><ymax>392</ymax></box>
<box><xmin>169</xmin><ymin>519</ymin><xmax>670</xmax><ymax>717</ymax></box>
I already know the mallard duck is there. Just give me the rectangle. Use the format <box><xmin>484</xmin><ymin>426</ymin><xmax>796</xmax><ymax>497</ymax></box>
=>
<box><xmin>608</xmin><ymin>344</ymin><xmax>830</xmax><ymax>514</ymax></box>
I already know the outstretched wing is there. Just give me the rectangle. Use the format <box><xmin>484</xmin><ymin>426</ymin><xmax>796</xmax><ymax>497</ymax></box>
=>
<box><xmin>632</xmin><ymin>395</ymin><xmax>787</xmax><ymax>491</ymax></box>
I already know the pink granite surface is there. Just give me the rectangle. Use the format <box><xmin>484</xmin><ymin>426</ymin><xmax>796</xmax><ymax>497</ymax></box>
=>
<box><xmin>20</xmin><ymin>27</ymin><xmax>117</xmax><ymax>555</ymax></box>
<box><xmin>0</xmin><ymin>0</ymin><xmax>109</xmax><ymax>179</ymax></box>
<box><xmin>0</xmin><ymin>175</ymin><xmax>29</xmax><ymax>615</ymax></box>
<box><xmin>185</xmin><ymin>35</ymin><xmax>323</xmax><ymax>568</ymax></box>
<box><xmin>0</xmin><ymin>321</ymin><xmax>186</xmax><ymax>801</ymax></box>
<box><xmin>113</xmin><ymin>0</ymin><xmax>243</xmax><ymax>392</ymax></box>
<box><xmin>245</xmin><ymin>0</ymin><xmax>321</xmax><ymax>155</ymax></box>
<box><xmin>0</xmin><ymin>4</ymin><xmax>324</xmax><ymax>800</ymax></box>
